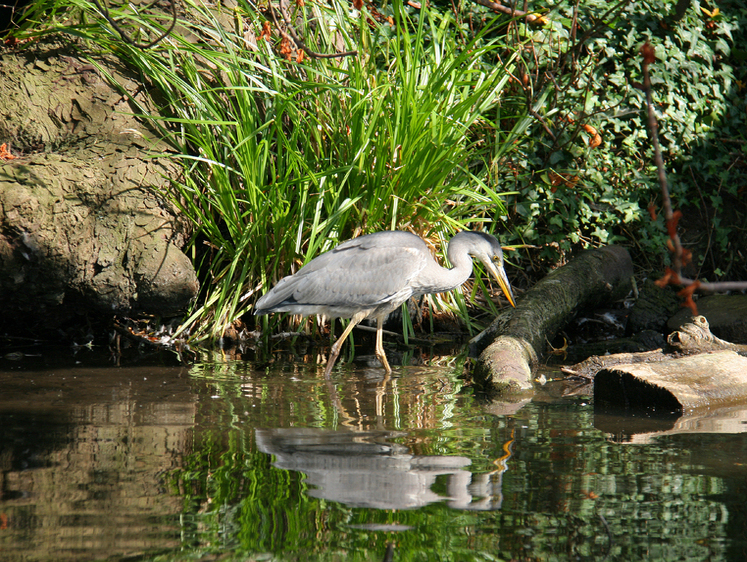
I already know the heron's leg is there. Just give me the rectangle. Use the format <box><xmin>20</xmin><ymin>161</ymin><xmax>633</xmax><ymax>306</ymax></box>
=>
<box><xmin>375</xmin><ymin>372</ymin><xmax>390</xmax><ymax>421</ymax></box>
<box><xmin>324</xmin><ymin>312</ymin><xmax>366</xmax><ymax>377</ymax></box>
<box><xmin>375</xmin><ymin>317</ymin><xmax>392</xmax><ymax>374</ymax></box>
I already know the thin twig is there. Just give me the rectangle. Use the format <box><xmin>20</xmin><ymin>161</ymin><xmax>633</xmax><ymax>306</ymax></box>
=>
<box><xmin>468</xmin><ymin>0</ymin><xmax>545</xmax><ymax>24</ymax></box>
<box><xmin>267</xmin><ymin>4</ymin><xmax>357</xmax><ymax>60</ymax></box>
<box><xmin>90</xmin><ymin>0</ymin><xmax>177</xmax><ymax>49</ymax></box>
<box><xmin>641</xmin><ymin>42</ymin><xmax>684</xmax><ymax>277</ymax></box>
<box><xmin>598</xmin><ymin>513</ymin><xmax>613</xmax><ymax>559</ymax></box>
<box><xmin>640</xmin><ymin>42</ymin><xmax>747</xmax><ymax>295</ymax></box>
<box><xmin>469</xmin><ymin>0</ymin><xmax>526</xmax><ymax>17</ymax></box>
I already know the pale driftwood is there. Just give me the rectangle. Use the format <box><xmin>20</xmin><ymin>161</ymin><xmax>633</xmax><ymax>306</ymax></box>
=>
<box><xmin>582</xmin><ymin>317</ymin><xmax>747</xmax><ymax>417</ymax></box>
<box><xmin>667</xmin><ymin>315</ymin><xmax>747</xmax><ymax>353</ymax></box>
<box><xmin>594</xmin><ymin>350</ymin><xmax>747</xmax><ymax>414</ymax></box>
<box><xmin>470</xmin><ymin>245</ymin><xmax>634</xmax><ymax>393</ymax></box>
<box><xmin>560</xmin><ymin>349</ymin><xmax>670</xmax><ymax>380</ymax></box>
<box><xmin>560</xmin><ymin>316</ymin><xmax>747</xmax><ymax>380</ymax></box>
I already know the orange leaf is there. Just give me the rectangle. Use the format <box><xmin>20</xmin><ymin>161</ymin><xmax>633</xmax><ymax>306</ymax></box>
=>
<box><xmin>681</xmin><ymin>248</ymin><xmax>692</xmax><ymax>266</ymax></box>
<box><xmin>581</xmin><ymin>124</ymin><xmax>602</xmax><ymax>148</ymax></box>
<box><xmin>677</xmin><ymin>281</ymin><xmax>701</xmax><ymax>316</ymax></box>
<box><xmin>549</xmin><ymin>170</ymin><xmax>565</xmax><ymax>187</ymax></box>
<box><xmin>677</xmin><ymin>280</ymin><xmax>700</xmax><ymax>298</ymax></box>
<box><xmin>0</xmin><ymin>143</ymin><xmax>17</xmax><ymax>160</ymax></box>
<box><xmin>665</xmin><ymin>210</ymin><xmax>682</xmax><ymax>238</ymax></box>
<box><xmin>353</xmin><ymin>0</ymin><xmax>363</xmax><ymax>9</ymax></box>
<box><xmin>548</xmin><ymin>171</ymin><xmax>580</xmax><ymax>190</ymax></box>
<box><xmin>582</xmin><ymin>124</ymin><xmax>597</xmax><ymax>135</ymax></box>
<box><xmin>654</xmin><ymin>271</ymin><xmax>671</xmax><ymax>288</ymax></box>
<box><xmin>259</xmin><ymin>21</ymin><xmax>272</xmax><ymax>40</ymax></box>
<box><xmin>655</xmin><ymin>267</ymin><xmax>682</xmax><ymax>288</ymax></box>
<box><xmin>640</xmin><ymin>41</ymin><xmax>656</xmax><ymax>64</ymax></box>
<box><xmin>280</xmin><ymin>37</ymin><xmax>293</xmax><ymax>60</ymax></box>
<box><xmin>647</xmin><ymin>203</ymin><xmax>658</xmax><ymax>221</ymax></box>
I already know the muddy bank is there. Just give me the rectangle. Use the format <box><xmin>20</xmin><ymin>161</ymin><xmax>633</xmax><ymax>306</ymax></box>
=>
<box><xmin>0</xmin><ymin>38</ymin><xmax>198</xmax><ymax>336</ymax></box>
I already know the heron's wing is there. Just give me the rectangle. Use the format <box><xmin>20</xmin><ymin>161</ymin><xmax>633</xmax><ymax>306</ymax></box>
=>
<box><xmin>256</xmin><ymin>231</ymin><xmax>431</xmax><ymax>317</ymax></box>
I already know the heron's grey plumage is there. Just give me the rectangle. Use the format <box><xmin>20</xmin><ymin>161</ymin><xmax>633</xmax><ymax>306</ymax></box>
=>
<box><xmin>256</xmin><ymin>230</ymin><xmax>515</xmax><ymax>374</ymax></box>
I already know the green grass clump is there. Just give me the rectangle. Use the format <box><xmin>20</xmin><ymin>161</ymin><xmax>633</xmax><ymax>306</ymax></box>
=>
<box><xmin>12</xmin><ymin>0</ymin><xmax>526</xmax><ymax>341</ymax></box>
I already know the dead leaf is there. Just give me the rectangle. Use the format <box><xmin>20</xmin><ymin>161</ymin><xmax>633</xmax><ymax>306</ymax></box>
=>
<box><xmin>0</xmin><ymin>143</ymin><xmax>17</xmax><ymax>160</ymax></box>
<box><xmin>259</xmin><ymin>21</ymin><xmax>272</xmax><ymax>40</ymax></box>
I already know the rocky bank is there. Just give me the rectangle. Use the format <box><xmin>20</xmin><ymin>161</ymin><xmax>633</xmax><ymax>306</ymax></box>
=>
<box><xmin>0</xmin><ymin>37</ymin><xmax>198</xmax><ymax>337</ymax></box>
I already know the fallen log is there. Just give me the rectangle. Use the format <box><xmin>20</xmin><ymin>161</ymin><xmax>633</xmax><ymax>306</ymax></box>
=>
<box><xmin>559</xmin><ymin>317</ymin><xmax>747</xmax><ymax>425</ymax></box>
<box><xmin>469</xmin><ymin>245</ymin><xmax>634</xmax><ymax>393</ymax></box>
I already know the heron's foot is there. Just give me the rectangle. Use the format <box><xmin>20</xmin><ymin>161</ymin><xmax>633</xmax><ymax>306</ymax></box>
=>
<box><xmin>376</xmin><ymin>349</ymin><xmax>392</xmax><ymax>374</ymax></box>
<box><xmin>374</xmin><ymin>320</ymin><xmax>392</xmax><ymax>374</ymax></box>
<box><xmin>324</xmin><ymin>342</ymin><xmax>343</xmax><ymax>378</ymax></box>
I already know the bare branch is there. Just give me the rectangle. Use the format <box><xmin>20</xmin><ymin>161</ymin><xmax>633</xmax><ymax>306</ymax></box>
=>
<box><xmin>688</xmin><ymin>280</ymin><xmax>747</xmax><ymax>292</ymax></box>
<box><xmin>640</xmin><ymin>42</ymin><xmax>747</xmax><ymax>296</ymax></box>
<box><xmin>641</xmin><ymin>41</ymin><xmax>685</xmax><ymax>277</ymax></box>
<box><xmin>89</xmin><ymin>0</ymin><xmax>177</xmax><ymax>49</ymax></box>
<box><xmin>267</xmin><ymin>3</ymin><xmax>357</xmax><ymax>60</ymax></box>
<box><xmin>468</xmin><ymin>0</ymin><xmax>546</xmax><ymax>24</ymax></box>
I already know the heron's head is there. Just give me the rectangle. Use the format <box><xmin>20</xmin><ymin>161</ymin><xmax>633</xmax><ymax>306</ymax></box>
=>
<box><xmin>460</xmin><ymin>231</ymin><xmax>516</xmax><ymax>308</ymax></box>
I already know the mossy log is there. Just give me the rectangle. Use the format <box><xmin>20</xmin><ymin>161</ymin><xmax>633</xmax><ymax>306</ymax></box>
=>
<box><xmin>470</xmin><ymin>245</ymin><xmax>634</xmax><ymax>394</ymax></box>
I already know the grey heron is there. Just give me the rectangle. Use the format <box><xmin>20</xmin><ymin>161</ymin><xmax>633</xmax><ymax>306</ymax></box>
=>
<box><xmin>255</xmin><ymin>230</ymin><xmax>515</xmax><ymax>375</ymax></box>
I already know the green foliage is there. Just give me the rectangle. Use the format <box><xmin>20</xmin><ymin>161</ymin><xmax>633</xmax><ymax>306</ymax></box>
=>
<box><xmin>504</xmin><ymin>0</ymin><xmax>747</xmax><ymax>276</ymax></box>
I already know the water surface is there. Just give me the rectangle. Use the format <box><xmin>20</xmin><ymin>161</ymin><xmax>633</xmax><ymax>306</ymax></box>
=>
<box><xmin>1</xmin><ymin>348</ymin><xmax>746</xmax><ymax>561</ymax></box>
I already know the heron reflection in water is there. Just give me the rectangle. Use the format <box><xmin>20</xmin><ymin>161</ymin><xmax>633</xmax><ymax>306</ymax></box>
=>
<box><xmin>255</xmin><ymin>230</ymin><xmax>516</xmax><ymax>375</ymax></box>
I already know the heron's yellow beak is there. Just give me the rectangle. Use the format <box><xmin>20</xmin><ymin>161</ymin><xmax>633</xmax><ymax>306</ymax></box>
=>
<box><xmin>486</xmin><ymin>260</ymin><xmax>516</xmax><ymax>308</ymax></box>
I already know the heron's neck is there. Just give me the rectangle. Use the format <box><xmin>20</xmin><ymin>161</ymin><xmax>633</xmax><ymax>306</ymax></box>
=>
<box><xmin>444</xmin><ymin>242</ymin><xmax>475</xmax><ymax>289</ymax></box>
<box><xmin>415</xmin><ymin>239</ymin><xmax>474</xmax><ymax>295</ymax></box>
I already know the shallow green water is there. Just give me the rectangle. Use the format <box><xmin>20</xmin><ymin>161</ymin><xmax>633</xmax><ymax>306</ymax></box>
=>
<box><xmin>1</xmin><ymin>349</ymin><xmax>746</xmax><ymax>561</ymax></box>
